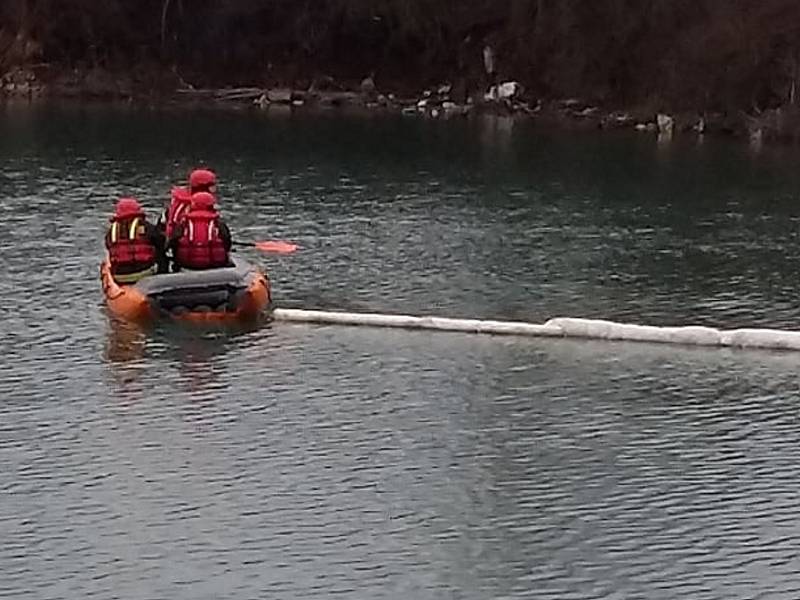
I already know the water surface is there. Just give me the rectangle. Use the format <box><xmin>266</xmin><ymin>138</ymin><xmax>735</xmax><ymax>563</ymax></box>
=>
<box><xmin>2</xmin><ymin>103</ymin><xmax>800</xmax><ymax>599</ymax></box>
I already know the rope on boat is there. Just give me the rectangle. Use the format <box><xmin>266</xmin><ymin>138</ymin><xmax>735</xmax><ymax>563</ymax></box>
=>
<box><xmin>271</xmin><ymin>309</ymin><xmax>800</xmax><ymax>351</ymax></box>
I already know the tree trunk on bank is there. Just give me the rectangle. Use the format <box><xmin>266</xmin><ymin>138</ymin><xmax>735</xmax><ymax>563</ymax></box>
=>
<box><xmin>1</xmin><ymin>0</ymin><xmax>41</xmax><ymax>71</ymax></box>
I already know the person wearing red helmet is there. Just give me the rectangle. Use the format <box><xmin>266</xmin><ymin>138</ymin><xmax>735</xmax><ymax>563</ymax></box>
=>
<box><xmin>105</xmin><ymin>197</ymin><xmax>167</xmax><ymax>283</ymax></box>
<box><xmin>169</xmin><ymin>191</ymin><xmax>232</xmax><ymax>271</ymax></box>
<box><xmin>188</xmin><ymin>169</ymin><xmax>217</xmax><ymax>194</ymax></box>
<box><xmin>159</xmin><ymin>168</ymin><xmax>218</xmax><ymax>239</ymax></box>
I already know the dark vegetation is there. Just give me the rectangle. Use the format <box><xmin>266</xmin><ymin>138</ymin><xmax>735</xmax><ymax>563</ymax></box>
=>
<box><xmin>3</xmin><ymin>1</ymin><xmax>800</xmax><ymax>118</ymax></box>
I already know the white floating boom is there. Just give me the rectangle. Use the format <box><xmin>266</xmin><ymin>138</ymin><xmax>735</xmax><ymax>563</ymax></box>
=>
<box><xmin>272</xmin><ymin>308</ymin><xmax>800</xmax><ymax>351</ymax></box>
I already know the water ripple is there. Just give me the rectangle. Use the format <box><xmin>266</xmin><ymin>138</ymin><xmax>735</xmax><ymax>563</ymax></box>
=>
<box><xmin>3</xmin><ymin>110</ymin><xmax>800</xmax><ymax>598</ymax></box>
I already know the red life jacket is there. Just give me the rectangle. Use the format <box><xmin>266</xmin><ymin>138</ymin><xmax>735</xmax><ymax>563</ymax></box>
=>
<box><xmin>174</xmin><ymin>207</ymin><xmax>230</xmax><ymax>269</ymax></box>
<box><xmin>108</xmin><ymin>216</ymin><xmax>157</xmax><ymax>271</ymax></box>
<box><xmin>165</xmin><ymin>187</ymin><xmax>192</xmax><ymax>238</ymax></box>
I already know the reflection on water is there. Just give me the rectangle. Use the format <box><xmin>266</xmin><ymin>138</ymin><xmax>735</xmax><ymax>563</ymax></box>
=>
<box><xmin>104</xmin><ymin>315</ymin><xmax>266</xmax><ymax>394</ymax></box>
<box><xmin>104</xmin><ymin>316</ymin><xmax>147</xmax><ymax>364</ymax></box>
<box><xmin>478</xmin><ymin>113</ymin><xmax>516</xmax><ymax>153</ymax></box>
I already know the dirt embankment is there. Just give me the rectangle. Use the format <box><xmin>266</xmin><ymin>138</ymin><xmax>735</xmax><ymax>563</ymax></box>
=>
<box><xmin>4</xmin><ymin>1</ymin><xmax>800</xmax><ymax>144</ymax></box>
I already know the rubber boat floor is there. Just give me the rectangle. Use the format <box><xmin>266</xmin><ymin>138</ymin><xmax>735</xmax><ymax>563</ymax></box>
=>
<box><xmin>135</xmin><ymin>258</ymin><xmax>261</xmax><ymax>312</ymax></box>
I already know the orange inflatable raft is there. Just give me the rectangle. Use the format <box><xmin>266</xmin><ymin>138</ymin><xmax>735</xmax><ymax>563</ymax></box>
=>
<box><xmin>100</xmin><ymin>257</ymin><xmax>272</xmax><ymax>323</ymax></box>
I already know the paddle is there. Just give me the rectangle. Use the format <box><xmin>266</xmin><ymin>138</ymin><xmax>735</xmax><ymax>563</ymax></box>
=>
<box><xmin>233</xmin><ymin>240</ymin><xmax>299</xmax><ymax>254</ymax></box>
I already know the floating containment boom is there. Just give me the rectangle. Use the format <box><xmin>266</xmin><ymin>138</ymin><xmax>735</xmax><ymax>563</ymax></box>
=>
<box><xmin>272</xmin><ymin>308</ymin><xmax>800</xmax><ymax>351</ymax></box>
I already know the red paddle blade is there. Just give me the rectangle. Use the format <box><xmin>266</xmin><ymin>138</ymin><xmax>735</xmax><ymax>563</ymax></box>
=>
<box><xmin>254</xmin><ymin>241</ymin><xmax>299</xmax><ymax>254</ymax></box>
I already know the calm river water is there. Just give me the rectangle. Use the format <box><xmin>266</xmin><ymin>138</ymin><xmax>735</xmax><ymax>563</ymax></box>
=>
<box><xmin>2</xmin><ymin>102</ymin><xmax>800</xmax><ymax>599</ymax></box>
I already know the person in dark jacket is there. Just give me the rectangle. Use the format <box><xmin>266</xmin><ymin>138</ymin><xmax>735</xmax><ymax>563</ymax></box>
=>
<box><xmin>169</xmin><ymin>191</ymin><xmax>232</xmax><ymax>271</ymax></box>
<box><xmin>105</xmin><ymin>197</ymin><xmax>167</xmax><ymax>283</ymax></box>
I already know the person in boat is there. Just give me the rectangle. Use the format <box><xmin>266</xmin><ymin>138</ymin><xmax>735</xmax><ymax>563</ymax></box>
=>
<box><xmin>105</xmin><ymin>197</ymin><xmax>167</xmax><ymax>283</ymax></box>
<box><xmin>169</xmin><ymin>191</ymin><xmax>233</xmax><ymax>271</ymax></box>
<box><xmin>159</xmin><ymin>168</ymin><xmax>218</xmax><ymax>239</ymax></box>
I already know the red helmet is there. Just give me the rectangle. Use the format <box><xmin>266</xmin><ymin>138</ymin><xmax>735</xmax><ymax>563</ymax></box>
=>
<box><xmin>190</xmin><ymin>191</ymin><xmax>217</xmax><ymax>211</ymax></box>
<box><xmin>189</xmin><ymin>168</ymin><xmax>216</xmax><ymax>191</ymax></box>
<box><xmin>113</xmin><ymin>197</ymin><xmax>144</xmax><ymax>220</ymax></box>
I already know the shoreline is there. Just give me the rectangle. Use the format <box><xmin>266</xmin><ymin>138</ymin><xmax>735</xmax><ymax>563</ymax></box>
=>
<box><xmin>0</xmin><ymin>64</ymin><xmax>787</xmax><ymax>147</ymax></box>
